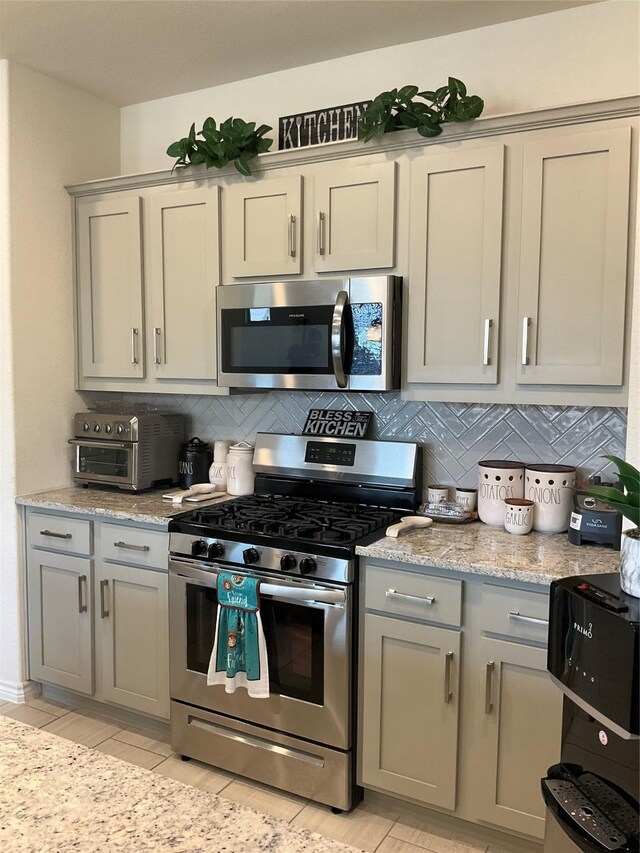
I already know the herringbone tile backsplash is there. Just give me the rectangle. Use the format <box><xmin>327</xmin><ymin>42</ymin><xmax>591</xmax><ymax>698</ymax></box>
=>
<box><xmin>102</xmin><ymin>391</ymin><xmax>626</xmax><ymax>495</ymax></box>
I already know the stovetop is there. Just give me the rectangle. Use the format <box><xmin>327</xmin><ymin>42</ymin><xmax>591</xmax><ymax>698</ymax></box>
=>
<box><xmin>171</xmin><ymin>494</ymin><xmax>399</xmax><ymax>548</ymax></box>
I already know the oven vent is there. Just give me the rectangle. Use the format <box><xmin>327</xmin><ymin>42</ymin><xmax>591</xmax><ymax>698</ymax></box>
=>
<box><xmin>138</xmin><ymin>441</ymin><xmax>153</xmax><ymax>480</ymax></box>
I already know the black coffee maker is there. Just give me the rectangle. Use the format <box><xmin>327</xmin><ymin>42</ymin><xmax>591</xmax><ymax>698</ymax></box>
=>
<box><xmin>178</xmin><ymin>437</ymin><xmax>212</xmax><ymax>489</ymax></box>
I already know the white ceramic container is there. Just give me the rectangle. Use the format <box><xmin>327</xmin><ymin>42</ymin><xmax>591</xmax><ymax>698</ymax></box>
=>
<box><xmin>504</xmin><ymin>498</ymin><xmax>534</xmax><ymax>535</ymax></box>
<box><xmin>209</xmin><ymin>440</ymin><xmax>231</xmax><ymax>491</ymax></box>
<box><xmin>477</xmin><ymin>460</ymin><xmax>525</xmax><ymax>526</ymax></box>
<box><xmin>226</xmin><ymin>441</ymin><xmax>255</xmax><ymax>496</ymax></box>
<box><xmin>455</xmin><ymin>488</ymin><xmax>477</xmax><ymax>512</ymax></box>
<box><xmin>525</xmin><ymin>464</ymin><xmax>576</xmax><ymax>533</ymax></box>
<box><xmin>427</xmin><ymin>485</ymin><xmax>449</xmax><ymax>504</ymax></box>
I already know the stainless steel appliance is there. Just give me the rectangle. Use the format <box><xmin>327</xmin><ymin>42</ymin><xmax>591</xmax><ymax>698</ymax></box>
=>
<box><xmin>70</xmin><ymin>411</ymin><xmax>184</xmax><ymax>491</ymax></box>
<box><xmin>168</xmin><ymin>432</ymin><xmax>421</xmax><ymax>811</ymax></box>
<box><xmin>217</xmin><ymin>276</ymin><xmax>402</xmax><ymax>391</ymax></box>
<box><xmin>542</xmin><ymin>573</ymin><xmax>639</xmax><ymax>852</ymax></box>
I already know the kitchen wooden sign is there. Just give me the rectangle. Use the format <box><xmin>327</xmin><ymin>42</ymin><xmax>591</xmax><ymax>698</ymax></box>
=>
<box><xmin>302</xmin><ymin>409</ymin><xmax>373</xmax><ymax>438</ymax></box>
<box><xmin>278</xmin><ymin>101</ymin><xmax>371</xmax><ymax>150</ymax></box>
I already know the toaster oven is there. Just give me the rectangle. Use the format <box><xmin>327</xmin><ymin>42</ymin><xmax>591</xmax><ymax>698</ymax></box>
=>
<box><xmin>70</xmin><ymin>412</ymin><xmax>184</xmax><ymax>491</ymax></box>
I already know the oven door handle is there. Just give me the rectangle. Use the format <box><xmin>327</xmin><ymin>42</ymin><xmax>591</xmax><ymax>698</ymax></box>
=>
<box><xmin>68</xmin><ymin>439</ymin><xmax>130</xmax><ymax>449</ymax></box>
<box><xmin>331</xmin><ymin>290</ymin><xmax>348</xmax><ymax>390</ymax></box>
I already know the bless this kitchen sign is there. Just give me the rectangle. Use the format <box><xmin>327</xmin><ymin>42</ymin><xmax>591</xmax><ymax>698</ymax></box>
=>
<box><xmin>303</xmin><ymin>409</ymin><xmax>373</xmax><ymax>438</ymax></box>
<box><xmin>278</xmin><ymin>100</ymin><xmax>371</xmax><ymax>150</ymax></box>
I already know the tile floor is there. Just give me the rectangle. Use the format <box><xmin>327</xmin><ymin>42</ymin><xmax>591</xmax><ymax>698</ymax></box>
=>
<box><xmin>0</xmin><ymin>697</ymin><xmax>539</xmax><ymax>853</ymax></box>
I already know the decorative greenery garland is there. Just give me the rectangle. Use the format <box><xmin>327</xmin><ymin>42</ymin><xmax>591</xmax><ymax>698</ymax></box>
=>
<box><xmin>166</xmin><ymin>78</ymin><xmax>483</xmax><ymax>175</ymax></box>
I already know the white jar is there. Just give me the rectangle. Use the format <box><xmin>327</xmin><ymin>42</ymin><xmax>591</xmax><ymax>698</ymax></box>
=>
<box><xmin>525</xmin><ymin>464</ymin><xmax>576</xmax><ymax>533</ymax></box>
<box><xmin>209</xmin><ymin>440</ymin><xmax>231</xmax><ymax>491</ymax></box>
<box><xmin>504</xmin><ymin>498</ymin><xmax>534</xmax><ymax>535</ymax></box>
<box><xmin>226</xmin><ymin>442</ymin><xmax>255</xmax><ymax>496</ymax></box>
<box><xmin>477</xmin><ymin>460</ymin><xmax>525</xmax><ymax>526</ymax></box>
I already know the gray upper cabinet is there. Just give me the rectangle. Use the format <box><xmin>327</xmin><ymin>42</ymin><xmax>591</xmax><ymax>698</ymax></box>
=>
<box><xmin>226</xmin><ymin>175</ymin><xmax>302</xmax><ymax>277</ymax></box>
<box><xmin>77</xmin><ymin>196</ymin><xmax>144</xmax><ymax>379</ymax></box>
<box><xmin>147</xmin><ymin>187</ymin><xmax>220</xmax><ymax>382</ymax></box>
<box><xmin>517</xmin><ymin>127</ymin><xmax>631</xmax><ymax>386</ymax></box>
<box><xmin>313</xmin><ymin>162</ymin><xmax>396</xmax><ymax>272</ymax></box>
<box><xmin>407</xmin><ymin>146</ymin><xmax>504</xmax><ymax>385</ymax></box>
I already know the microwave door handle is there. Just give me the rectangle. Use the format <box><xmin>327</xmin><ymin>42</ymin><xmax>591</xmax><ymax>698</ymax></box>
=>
<box><xmin>331</xmin><ymin>290</ymin><xmax>348</xmax><ymax>389</ymax></box>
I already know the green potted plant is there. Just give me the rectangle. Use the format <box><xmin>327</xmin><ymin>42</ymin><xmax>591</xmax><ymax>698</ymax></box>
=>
<box><xmin>580</xmin><ymin>455</ymin><xmax>640</xmax><ymax>597</ymax></box>
<box><xmin>167</xmin><ymin>117</ymin><xmax>273</xmax><ymax>176</ymax></box>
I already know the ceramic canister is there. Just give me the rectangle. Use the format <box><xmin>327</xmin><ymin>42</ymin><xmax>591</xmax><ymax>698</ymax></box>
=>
<box><xmin>209</xmin><ymin>440</ymin><xmax>231</xmax><ymax>491</ymax></box>
<box><xmin>226</xmin><ymin>441</ymin><xmax>255</xmax><ymax>496</ymax></box>
<box><xmin>504</xmin><ymin>498</ymin><xmax>534</xmax><ymax>535</ymax></box>
<box><xmin>525</xmin><ymin>464</ymin><xmax>576</xmax><ymax>533</ymax></box>
<box><xmin>477</xmin><ymin>460</ymin><xmax>525</xmax><ymax>526</ymax></box>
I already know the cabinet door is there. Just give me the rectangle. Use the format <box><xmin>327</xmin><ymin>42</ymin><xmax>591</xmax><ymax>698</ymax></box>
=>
<box><xmin>407</xmin><ymin>146</ymin><xmax>504</xmax><ymax>384</ymax></box>
<box><xmin>475</xmin><ymin>637</ymin><xmax>562</xmax><ymax>838</ymax></box>
<box><xmin>27</xmin><ymin>550</ymin><xmax>93</xmax><ymax>694</ymax></box>
<box><xmin>360</xmin><ymin>614</ymin><xmax>461</xmax><ymax>810</ymax></box>
<box><xmin>517</xmin><ymin>127</ymin><xmax>631</xmax><ymax>385</ymax></box>
<box><xmin>97</xmin><ymin>563</ymin><xmax>169</xmax><ymax>719</ymax></box>
<box><xmin>77</xmin><ymin>196</ymin><xmax>144</xmax><ymax>379</ymax></box>
<box><xmin>314</xmin><ymin>162</ymin><xmax>396</xmax><ymax>271</ymax></box>
<box><xmin>148</xmin><ymin>188</ymin><xmax>220</xmax><ymax>381</ymax></box>
<box><xmin>227</xmin><ymin>175</ymin><xmax>302</xmax><ymax>277</ymax></box>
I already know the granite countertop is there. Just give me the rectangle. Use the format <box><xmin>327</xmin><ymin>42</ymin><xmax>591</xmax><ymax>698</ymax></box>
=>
<box><xmin>16</xmin><ymin>486</ymin><xmax>230</xmax><ymax>527</ymax></box>
<box><xmin>356</xmin><ymin>521</ymin><xmax>621</xmax><ymax>585</ymax></box>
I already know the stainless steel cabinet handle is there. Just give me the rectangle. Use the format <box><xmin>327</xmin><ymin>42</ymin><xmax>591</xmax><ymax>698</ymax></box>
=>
<box><xmin>317</xmin><ymin>211</ymin><xmax>325</xmax><ymax>255</ymax></box>
<box><xmin>331</xmin><ymin>290</ymin><xmax>348</xmax><ymax>389</ymax></box>
<box><xmin>385</xmin><ymin>589</ymin><xmax>435</xmax><ymax>606</ymax></box>
<box><xmin>114</xmin><ymin>541</ymin><xmax>150</xmax><ymax>552</ymax></box>
<box><xmin>100</xmin><ymin>579</ymin><xmax>109</xmax><ymax>618</ymax></box>
<box><xmin>288</xmin><ymin>214</ymin><xmax>296</xmax><ymax>257</ymax></box>
<box><xmin>485</xmin><ymin>661</ymin><xmax>495</xmax><ymax>714</ymax></box>
<box><xmin>508</xmin><ymin>610</ymin><xmax>549</xmax><ymax>627</ymax></box>
<box><xmin>153</xmin><ymin>327</ymin><xmax>162</xmax><ymax>364</ymax></box>
<box><xmin>78</xmin><ymin>575</ymin><xmax>87</xmax><ymax>614</ymax></box>
<box><xmin>131</xmin><ymin>327</ymin><xmax>139</xmax><ymax>364</ymax></box>
<box><xmin>521</xmin><ymin>316</ymin><xmax>530</xmax><ymax>365</ymax></box>
<box><xmin>483</xmin><ymin>318</ymin><xmax>492</xmax><ymax>366</ymax></box>
<box><xmin>444</xmin><ymin>651</ymin><xmax>454</xmax><ymax>703</ymax></box>
<box><xmin>40</xmin><ymin>529</ymin><xmax>72</xmax><ymax>540</ymax></box>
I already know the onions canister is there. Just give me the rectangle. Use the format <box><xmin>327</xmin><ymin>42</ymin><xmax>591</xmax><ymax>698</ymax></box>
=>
<box><xmin>525</xmin><ymin>464</ymin><xmax>576</xmax><ymax>533</ymax></box>
<box><xmin>226</xmin><ymin>442</ymin><xmax>255</xmax><ymax>496</ymax></box>
<box><xmin>477</xmin><ymin>460</ymin><xmax>525</xmax><ymax>526</ymax></box>
<box><xmin>178</xmin><ymin>437</ymin><xmax>213</xmax><ymax>489</ymax></box>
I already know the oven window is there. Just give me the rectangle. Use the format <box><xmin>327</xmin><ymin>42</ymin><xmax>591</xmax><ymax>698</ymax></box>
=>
<box><xmin>78</xmin><ymin>445</ymin><xmax>129</xmax><ymax>479</ymax></box>
<box><xmin>185</xmin><ymin>584</ymin><xmax>325</xmax><ymax>705</ymax></box>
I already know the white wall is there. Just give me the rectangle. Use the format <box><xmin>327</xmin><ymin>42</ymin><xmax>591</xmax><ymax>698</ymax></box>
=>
<box><xmin>121</xmin><ymin>1</ymin><xmax>640</xmax><ymax>174</ymax></box>
<box><xmin>0</xmin><ymin>62</ymin><xmax>119</xmax><ymax>701</ymax></box>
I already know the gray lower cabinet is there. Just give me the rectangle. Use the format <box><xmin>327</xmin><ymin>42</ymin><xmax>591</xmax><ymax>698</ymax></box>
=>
<box><xmin>474</xmin><ymin>636</ymin><xmax>562</xmax><ymax>838</ymax></box>
<box><xmin>360</xmin><ymin>613</ymin><xmax>461</xmax><ymax>810</ymax></box>
<box><xmin>27</xmin><ymin>548</ymin><xmax>94</xmax><ymax>694</ymax></box>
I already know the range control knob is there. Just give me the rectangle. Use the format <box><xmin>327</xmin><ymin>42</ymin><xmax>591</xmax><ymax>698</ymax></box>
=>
<box><xmin>82</xmin><ymin>422</ymin><xmax>90</xmax><ymax>432</ymax></box>
<box><xmin>280</xmin><ymin>554</ymin><xmax>297</xmax><ymax>572</ymax></box>
<box><xmin>191</xmin><ymin>539</ymin><xmax>208</xmax><ymax>557</ymax></box>
<box><xmin>299</xmin><ymin>557</ymin><xmax>317</xmax><ymax>576</ymax></box>
<box><xmin>93</xmin><ymin>423</ymin><xmax>101</xmax><ymax>433</ymax></box>
<box><xmin>116</xmin><ymin>423</ymin><xmax>125</xmax><ymax>435</ymax></box>
<box><xmin>207</xmin><ymin>542</ymin><xmax>225</xmax><ymax>560</ymax></box>
<box><xmin>243</xmin><ymin>547</ymin><xmax>260</xmax><ymax>565</ymax></box>
<box><xmin>104</xmin><ymin>424</ymin><xmax>112</xmax><ymax>434</ymax></box>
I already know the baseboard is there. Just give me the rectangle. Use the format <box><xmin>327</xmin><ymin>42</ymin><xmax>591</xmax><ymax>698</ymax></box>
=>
<box><xmin>0</xmin><ymin>679</ymin><xmax>41</xmax><ymax>704</ymax></box>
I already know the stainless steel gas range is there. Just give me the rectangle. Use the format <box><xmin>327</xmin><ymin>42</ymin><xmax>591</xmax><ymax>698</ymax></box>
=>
<box><xmin>168</xmin><ymin>432</ymin><xmax>421</xmax><ymax>811</ymax></box>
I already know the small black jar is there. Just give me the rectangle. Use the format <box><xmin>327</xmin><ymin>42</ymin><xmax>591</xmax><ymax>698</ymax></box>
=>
<box><xmin>177</xmin><ymin>437</ymin><xmax>213</xmax><ymax>489</ymax></box>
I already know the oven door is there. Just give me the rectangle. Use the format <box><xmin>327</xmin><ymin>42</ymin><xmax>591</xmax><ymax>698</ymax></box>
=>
<box><xmin>169</xmin><ymin>558</ymin><xmax>352</xmax><ymax>749</ymax></box>
<box><xmin>69</xmin><ymin>439</ymin><xmax>136</xmax><ymax>488</ymax></box>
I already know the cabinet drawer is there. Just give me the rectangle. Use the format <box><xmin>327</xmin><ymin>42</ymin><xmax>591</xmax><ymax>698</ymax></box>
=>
<box><xmin>481</xmin><ymin>583</ymin><xmax>550</xmax><ymax>644</ymax></box>
<box><xmin>28</xmin><ymin>512</ymin><xmax>92</xmax><ymax>556</ymax></box>
<box><xmin>365</xmin><ymin>563</ymin><xmax>462</xmax><ymax>627</ymax></box>
<box><xmin>101</xmin><ymin>523</ymin><xmax>168</xmax><ymax>570</ymax></box>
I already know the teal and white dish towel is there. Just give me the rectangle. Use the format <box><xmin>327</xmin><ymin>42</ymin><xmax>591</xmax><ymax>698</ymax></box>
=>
<box><xmin>207</xmin><ymin>572</ymin><xmax>269</xmax><ymax>698</ymax></box>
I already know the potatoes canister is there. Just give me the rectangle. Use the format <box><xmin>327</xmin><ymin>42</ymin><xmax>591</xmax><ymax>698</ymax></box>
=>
<box><xmin>477</xmin><ymin>460</ymin><xmax>525</xmax><ymax>526</ymax></box>
<box><xmin>525</xmin><ymin>464</ymin><xmax>576</xmax><ymax>533</ymax></box>
<box><xmin>226</xmin><ymin>442</ymin><xmax>255</xmax><ymax>496</ymax></box>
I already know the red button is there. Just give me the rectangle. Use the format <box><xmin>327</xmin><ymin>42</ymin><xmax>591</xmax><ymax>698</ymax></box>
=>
<box><xmin>578</xmin><ymin>583</ymin><xmax>589</xmax><ymax>590</ymax></box>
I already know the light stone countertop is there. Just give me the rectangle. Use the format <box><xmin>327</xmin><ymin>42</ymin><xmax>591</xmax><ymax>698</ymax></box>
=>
<box><xmin>356</xmin><ymin>521</ymin><xmax>621</xmax><ymax>585</ymax></box>
<box><xmin>16</xmin><ymin>486</ymin><xmax>230</xmax><ymax>527</ymax></box>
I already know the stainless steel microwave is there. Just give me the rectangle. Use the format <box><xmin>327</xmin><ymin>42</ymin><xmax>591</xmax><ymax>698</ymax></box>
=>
<box><xmin>217</xmin><ymin>276</ymin><xmax>402</xmax><ymax>391</ymax></box>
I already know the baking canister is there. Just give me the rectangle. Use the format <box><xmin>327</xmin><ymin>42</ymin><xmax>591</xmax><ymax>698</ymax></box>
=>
<box><xmin>477</xmin><ymin>460</ymin><xmax>525</xmax><ymax>526</ymax></box>
<box><xmin>427</xmin><ymin>485</ymin><xmax>449</xmax><ymax>504</ymax></box>
<box><xmin>504</xmin><ymin>498</ymin><xmax>534</xmax><ymax>535</ymax></box>
<box><xmin>525</xmin><ymin>464</ymin><xmax>576</xmax><ymax>533</ymax></box>
<box><xmin>209</xmin><ymin>440</ymin><xmax>231</xmax><ymax>491</ymax></box>
<box><xmin>226</xmin><ymin>441</ymin><xmax>255</xmax><ymax>496</ymax></box>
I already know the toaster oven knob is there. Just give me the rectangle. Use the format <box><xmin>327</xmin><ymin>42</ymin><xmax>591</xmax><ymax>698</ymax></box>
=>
<box><xmin>243</xmin><ymin>547</ymin><xmax>260</xmax><ymax>565</ymax></box>
<box><xmin>93</xmin><ymin>423</ymin><xmax>101</xmax><ymax>433</ymax></box>
<box><xmin>299</xmin><ymin>557</ymin><xmax>316</xmax><ymax>576</ymax></box>
<box><xmin>82</xmin><ymin>422</ymin><xmax>90</xmax><ymax>432</ymax></box>
<box><xmin>207</xmin><ymin>542</ymin><xmax>225</xmax><ymax>559</ymax></box>
<box><xmin>191</xmin><ymin>539</ymin><xmax>207</xmax><ymax>557</ymax></box>
<box><xmin>280</xmin><ymin>554</ymin><xmax>297</xmax><ymax>572</ymax></box>
<box><xmin>116</xmin><ymin>423</ymin><xmax>125</xmax><ymax>435</ymax></box>
<box><xmin>104</xmin><ymin>424</ymin><xmax>112</xmax><ymax>434</ymax></box>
